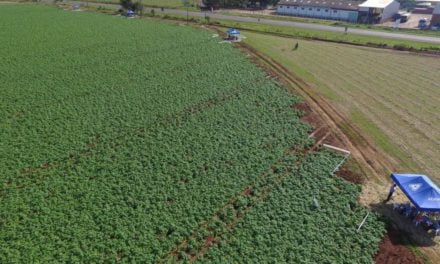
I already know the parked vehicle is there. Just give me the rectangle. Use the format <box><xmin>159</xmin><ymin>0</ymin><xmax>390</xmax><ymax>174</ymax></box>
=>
<box><xmin>399</xmin><ymin>13</ymin><xmax>411</xmax><ymax>23</ymax></box>
<box><xmin>418</xmin><ymin>18</ymin><xmax>428</xmax><ymax>28</ymax></box>
<box><xmin>392</xmin><ymin>13</ymin><xmax>401</xmax><ymax>21</ymax></box>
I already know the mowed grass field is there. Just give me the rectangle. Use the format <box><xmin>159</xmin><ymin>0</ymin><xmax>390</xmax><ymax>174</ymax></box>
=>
<box><xmin>244</xmin><ymin>32</ymin><xmax>440</xmax><ymax>181</ymax></box>
<box><xmin>0</xmin><ymin>5</ymin><xmax>385</xmax><ymax>263</ymax></box>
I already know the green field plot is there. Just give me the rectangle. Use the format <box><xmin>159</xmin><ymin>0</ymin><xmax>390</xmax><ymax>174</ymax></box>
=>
<box><xmin>244</xmin><ymin>32</ymin><xmax>440</xmax><ymax>181</ymax></box>
<box><xmin>198</xmin><ymin>151</ymin><xmax>385</xmax><ymax>263</ymax></box>
<box><xmin>0</xmin><ymin>5</ymin><xmax>384</xmax><ymax>262</ymax></box>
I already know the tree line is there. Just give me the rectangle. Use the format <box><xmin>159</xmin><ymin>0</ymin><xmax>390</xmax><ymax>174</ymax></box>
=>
<box><xmin>202</xmin><ymin>0</ymin><xmax>281</xmax><ymax>8</ymax></box>
<box><xmin>120</xmin><ymin>0</ymin><xmax>281</xmax><ymax>12</ymax></box>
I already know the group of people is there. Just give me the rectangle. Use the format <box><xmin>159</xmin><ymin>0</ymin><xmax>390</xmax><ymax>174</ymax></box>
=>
<box><xmin>384</xmin><ymin>183</ymin><xmax>440</xmax><ymax>236</ymax></box>
<box><xmin>393</xmin><ymin>203</ymin><xmax>440</xmax><ymax>235</ymax></box>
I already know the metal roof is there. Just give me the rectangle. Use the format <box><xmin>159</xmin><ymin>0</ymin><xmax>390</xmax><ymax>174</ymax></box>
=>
<box><xmin>434</xmin><ymin>4</ymin><xmax>440</xmax><ymax>14</ymax></box>
<box><xmin>358</xmin><ymin>0</ymin><xmax>396</xmax><ymax>8</ymax></box>
<box><xmin>278</xmin><ymin>0</ymin><xmax>361</xmax><ymax>11</ymax></box>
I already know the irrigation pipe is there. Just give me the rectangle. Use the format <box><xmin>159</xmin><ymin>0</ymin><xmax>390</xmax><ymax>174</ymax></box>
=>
<box><xmin>356</xmin><ymin>212</ymin><xmax>370</xmax><ymax>232</ymax></box>
<box><xmin>322</xmin><ymin>144</ymin><xmax>351</xmax><ymax>174</ymax></box>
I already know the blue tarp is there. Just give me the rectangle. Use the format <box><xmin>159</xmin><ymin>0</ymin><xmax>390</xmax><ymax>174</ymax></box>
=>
<box><xmin>227</xmin><ymin>28</ymin><xmax>240</xmax><ymax>35</ymax></box>
<box><xmin>391</xmin><ymin>173</ymin><xmax>440</xmax><ymax>212</ymax></box>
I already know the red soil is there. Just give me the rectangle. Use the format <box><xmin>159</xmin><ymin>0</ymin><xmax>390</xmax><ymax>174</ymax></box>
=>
<box><xmin>374</xmin><ymin>228</ymin><xmax>424</xmax><ymax>264</ymax></box>
<box><xmin>336</xmin><ymin>167</ymin><xmax>364</xmax><ymax>185</ymax></box>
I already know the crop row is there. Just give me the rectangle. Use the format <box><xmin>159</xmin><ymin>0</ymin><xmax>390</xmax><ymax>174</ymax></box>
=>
<box><xmin>0</xmin><ymin>6</ymin><xmax>385</xmax><ymax>263</ymax></box>
<box><xmin>0</xmin><ymin>5</ymin><xmax>267</xmax><ymax>175</ymax></box>
<box><xmin>0</xmin><ymin>6</ymin><xmax>313</xmax><ymax>262</ymax></box>
<box><xmin>198</xmin><ymin>151</ymin><xmax>386</xmax><ymax>263</ymax></box>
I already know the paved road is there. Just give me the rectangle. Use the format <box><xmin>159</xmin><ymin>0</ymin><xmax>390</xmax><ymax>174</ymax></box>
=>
<box><xmin>72</xmin><ymin>1</ymin><xmax>440</xmax><ymax>44</ymax></box>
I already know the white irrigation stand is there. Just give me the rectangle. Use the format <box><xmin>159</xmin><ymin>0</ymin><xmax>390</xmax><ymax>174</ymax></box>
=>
<box><xmin>357</xmin><ymin>212</ymin><xmax>370</xmax><ymax>232</ymax></box>
<box><xmin>322</xmin><ymin>144</ymin><xmax>370</xmax><ymax>232</ymax></box>
<box><xmin>322</xmin><ymin>144</ymin><xmax>351</xmax><ymax>175</ymax></box>
<box><xmin>312</xmin><ymin>144</ymin><xmax>351</xmax><ymax>211</ymax></box>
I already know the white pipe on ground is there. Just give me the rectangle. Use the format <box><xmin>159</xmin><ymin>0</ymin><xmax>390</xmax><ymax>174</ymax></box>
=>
<box><xmin>357</xmin><ymin>212</ymin><xmax>370</xmax><ymax>232</ymax></box>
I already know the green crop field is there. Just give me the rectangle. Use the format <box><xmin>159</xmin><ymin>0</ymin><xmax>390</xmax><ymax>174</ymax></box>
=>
<box><xmin>1</xmin><ymin>5</ymin><xmax>384</xmax><ymax>263</ymax></box>
<box><xmin>243</xmin><ymin>32</ymin><xmax>440</xmax><ymax>182</ymax></box>
<box><xmin>198</xmin><ymin>151</ymin><xmax>384</xmax><ymax>263</ymax></box>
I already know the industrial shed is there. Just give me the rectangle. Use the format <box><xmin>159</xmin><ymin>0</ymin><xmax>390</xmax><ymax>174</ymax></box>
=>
<box><xmin>358</xmin><ymin>0</ymin><xmax>400</xmax><ymax>23</ymax></box>
<box><xmin>277</xmin><ymin>0</ymin><xmax>360</xmax><ymax>22</ymax></box>
<box><xmin>431</xmin><ymin>4</ymin><xmax>440</xmax><ymax>28</ymax></box>
<box><xmin>277</xmin><ymin>0</ymin><xmax>400</xmax><ymax>23</ymax></box>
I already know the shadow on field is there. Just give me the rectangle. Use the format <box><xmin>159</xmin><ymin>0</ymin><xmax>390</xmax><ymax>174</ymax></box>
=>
<box><xmin>370</xmin><ymin>203</ymin><xmax>437</xmax><ymax>248</ymax></box>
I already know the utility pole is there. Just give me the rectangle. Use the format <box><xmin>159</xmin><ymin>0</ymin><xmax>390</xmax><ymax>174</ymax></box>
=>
<box><xmin>140</xmin><ymin>0</ymin><xmax>143</xmax><ymax>17</ymax></box>
<box><xmin>182</xmin><ymin>0</ymin><xmax>189</xmax><ymax>24</ymax></box>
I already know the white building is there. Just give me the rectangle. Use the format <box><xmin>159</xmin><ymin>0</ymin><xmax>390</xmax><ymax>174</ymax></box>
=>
<box><xmin>277</xmin><ymin>0</ymin><xmax>359</xmax><ymax>22</ymax></box>
<box><xmin>358</xmin><ymin>0</ymin><xmax>400</xmax><ymax>23</ymax></box>
<box><xmin>277</xmin><ymin>0</ymin><xmax>400</xmax><ymax>23</ymax></box>
<box><xmin>277</xmin><ymin>0</ymin><xmax>360</xmax><ymax>22</ymax></box>
<box><xmin>431</xmin><ymin>4</ymin><xmax>440</xmax><ymax>28</ymax></box>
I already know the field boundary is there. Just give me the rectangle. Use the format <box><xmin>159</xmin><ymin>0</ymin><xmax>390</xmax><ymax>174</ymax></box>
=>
<box><xmin>231</xmin><ymin>38</ymin><xmax>396</xmax><ymax>182</ymax></box>
<box><xmin>220</xmin><ymin>28</ymin><xmax>440</xmax><ymax>263</ymax></box>
<box><xmin>223</xmin><ymin>25</ymin><xmax>440</xmax><ymax>55</ymax></box>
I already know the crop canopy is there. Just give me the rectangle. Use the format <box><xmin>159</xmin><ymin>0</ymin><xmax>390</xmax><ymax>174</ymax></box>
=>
<box><xmin>391</xmin><ymin>173</ymin><xmax>440</xmax><ymax>212</ymax></box>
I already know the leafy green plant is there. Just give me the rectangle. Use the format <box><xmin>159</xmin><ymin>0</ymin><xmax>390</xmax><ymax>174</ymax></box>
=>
<box><xmin>199</xmin><ymin>151</ymin><xmax>386</xmax><ymax>263</ymax></box>
<box><xmin>0</xmin><ymin>5</ymin><xmax>384</xmax><ymax>263</ymax></box>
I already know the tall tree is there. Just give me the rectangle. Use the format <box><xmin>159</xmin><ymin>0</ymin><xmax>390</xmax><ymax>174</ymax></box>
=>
<box><xmin>203</xmin><ymin>0</ymin><xmax>280</xmax><ymax>8</ymax></box>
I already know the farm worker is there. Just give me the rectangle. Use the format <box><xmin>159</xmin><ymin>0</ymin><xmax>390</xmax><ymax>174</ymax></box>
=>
<box><xmin>384</xmin><ymin>183</ymin><xmax>397</xmax><ymax>203</ymax></box>
<box><xmin>344</xmin><ymin>26</ymin><xmax>348</xmax><ymax>34</ymax></box>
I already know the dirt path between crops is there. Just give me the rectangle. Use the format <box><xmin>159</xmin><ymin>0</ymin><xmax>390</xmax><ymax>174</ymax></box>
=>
<box><xmin>220</xmin><ymin>32</ymin><xmax>440</xmax><ymax>263</ymax></box>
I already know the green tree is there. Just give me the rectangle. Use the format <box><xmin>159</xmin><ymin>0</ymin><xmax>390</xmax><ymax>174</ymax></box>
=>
<box><xmin>120</xmin><ymin>0</ymin><xmax>134</xmax><ymax>10</ymax></box>
<box><xmin>120</xmin><ymin>0</ymin><xmax>143</xmax><ymax>12</ymax></box>
<box><xmin>397</xmin><ymin>0</ymin><xmax>416</xmax><ymax>9</ymax></box>
<box><xmin>202</xmin><ymin>0</ymin><xmax>280</xmax><ymax>8</ymax></box>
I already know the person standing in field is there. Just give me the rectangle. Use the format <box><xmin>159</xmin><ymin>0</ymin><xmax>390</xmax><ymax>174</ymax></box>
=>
<box><xmin>293</xmin><ymin>42</ymin><xmax>299</xmax><ymax>51</ymax></box>
<box><xmin>384</xmin><ymin>183</ymin><xmax>397</xmax><ymax>203</ymax></box>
